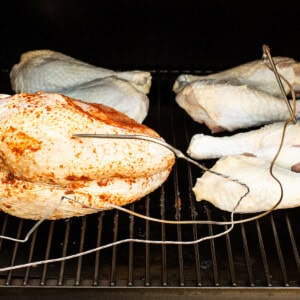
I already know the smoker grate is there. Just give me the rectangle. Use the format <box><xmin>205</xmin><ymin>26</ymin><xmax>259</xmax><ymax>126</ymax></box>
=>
<box><xmin>0</xmin><ymin>70</ymin><xmax>300</xmax><ymax>298</ymax></box>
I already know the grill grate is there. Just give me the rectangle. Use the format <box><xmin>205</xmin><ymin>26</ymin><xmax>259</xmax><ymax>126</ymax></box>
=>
<box><xmin>0</xmin><ymin>70</ymin><xmax>300</xmax><ymax>296</ymax></box>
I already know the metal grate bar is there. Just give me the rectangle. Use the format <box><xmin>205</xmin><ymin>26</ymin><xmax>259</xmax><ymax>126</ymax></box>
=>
<box><xmin>22</xmin><ymin>226</ymin><xmax>38</xmax><ymax>285</ymax></box>
<box><xmin>75</xmin><ymin>216</ymin><xmax>87</xmax><ymax>286</ymax></box>
<box><xmin>144</xmin><ymin>196</ymin><xmax>151</xmax><ymax>286</ymax></box>
<box><xmin>93</xmin><ymin>212</ymin><xmax>104</xmax><ymax>286</ymax></box>
<box><xmin>40</xmin><ymin>221</ymin><xmax>55</xmax><ymax>286</ymax></box>
<box><xmin>205</xmin><ymin>206</ymin><xmax>219</xmax><ymax>286</ymax></box>
<box><xmin>255</xmin><ymin>219</ymin><xmax>272</xmax><ymax>286</ymax></box>
<box><xmin>189</xmin><ymin>195</ymin><xmax>202</xmax><ymax>286</ymax></box>
<box><xmin>5</xmin><ymin>219</ymin><xmax>23</xmax><ymax>285</ymax></box>
<box><xmin>128</xmin><ymin>203</ymin><xmax>135</xmax><ymax>286</ymax></box>
<box><xmin>270</xmin><ymin>214</ymin><xmax>289</xmax><ymax>286</ymax></box>
<box><xmin>0</xmin><ymin>214</ymin><xmax>8</xmax><ymax>252</ymax></box>
<box><xmin>223</xmin><ymin>216</ymin><xmax>237</xmax><ymax>286</ymax></box>
<box><xmin>58</xmin><ymin>219</ymin><xmax>71</xmax><ymax>286</ymax></box>
<box><xmin>109</xmin><ymin>210</ymin><xmax>119</xmax><ymax>286</ymax></box>
<box><xmin>284</xmin><ymin>211</ymin><xmax>300</xmax><ymax>279</ymax></box>
<box><xmin>160</xmin><ymin>186</ymin><xmax>167</xmax><ymax>286</ymax></box>
<box><xmin>157</xmin><ymin>71</ymin><xmax>167</xmax><ymax>287</ymax></box>
<box><xmin>175</xmin><ymin>194</ymin><xmax>184</xmax><ymax>286</ymax></box>
<box><xmin>184</xmin><ymin>124</ymin><xmax>202</xmax><ymax>286</ymax></box>
<box><xmin>240</xmin><ymin>223</ymin><xmax>255</xmax><ymax>286</ymax></box>
<box><xmin>170</xmin><ymin>116</ymin><xmax>184</xmax><ymax>286</ymax></box>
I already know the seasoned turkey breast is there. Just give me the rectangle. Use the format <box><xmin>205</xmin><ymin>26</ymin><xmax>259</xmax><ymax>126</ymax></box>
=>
<box><xmin>0</xmin><ymin>92</ymin><xmax>175</xmax><ymax>220</ymax></box>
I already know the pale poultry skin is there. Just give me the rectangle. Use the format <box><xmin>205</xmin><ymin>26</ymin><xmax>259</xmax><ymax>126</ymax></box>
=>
<box><xmin>179</xmin><ymin>57</ymin><xmax>300</xmax><ymax>213</ymax></box>
<box><xmin>187</xmin><ymin>122</ymin><xmax>300</xmax><ymax>172</ymax></box>
<box><xmin>9</xmin><ymin>50</ymin><xmax>152</xmax><ymax>123</ymax></box>
<box><xmin>175</xmin><ymin>79</ymin><xmax>300</xmax><ymax>132</ymax></box>
<box><xmin>173</xmin><ymin>56</ymin><xmax>300</xmax><ymax>96</ymax></box>
<box><xmin>10</xmin><ymin>49</ymin><xmax>152</xmax><ymax>94</ymax></box>
<box><xmin>55</xmin><ymin>76</ymin><xmax>149</xmax><ymax>123</ymax></box>
<box><xmin>193</xmin><ymin>155</ymin><xmax>300</xmax><ymax>213</ymax></box>
<box><xmin>0</xmin><ymin>92</ymin><xmax>175</xmax><ymax>220</ymax></box>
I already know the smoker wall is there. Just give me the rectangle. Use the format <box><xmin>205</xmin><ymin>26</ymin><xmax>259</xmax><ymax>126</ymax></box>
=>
<box><xmin>1</xmin><ymin>0</ymin><xmax>300</xmax><ymax>70</ymax></box>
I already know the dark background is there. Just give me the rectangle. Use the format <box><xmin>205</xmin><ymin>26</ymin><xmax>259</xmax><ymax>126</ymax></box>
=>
<box><xmin>0</xmin><ymin>0</ymin><xmax>300</xmax><ymax>70</ymax></box>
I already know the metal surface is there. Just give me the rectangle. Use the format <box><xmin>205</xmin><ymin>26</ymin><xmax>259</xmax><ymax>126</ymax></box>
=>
<box><xmin>0</xmin><ymin>70</ymin><xmax>300</xmax><ymax>298</ymax></box>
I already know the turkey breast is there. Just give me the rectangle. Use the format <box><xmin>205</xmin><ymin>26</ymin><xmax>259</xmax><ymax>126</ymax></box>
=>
<box><xmin>0</xmin><ymin>92</ymin><xmax>175</xmax><ymax>219</ymax></box>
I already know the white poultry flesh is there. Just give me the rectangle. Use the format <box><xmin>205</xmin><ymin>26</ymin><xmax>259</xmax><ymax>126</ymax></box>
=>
<box><xmin>173</xmin><ymin>56</ymin><xmax>300</xmax><ymax>96</ymax></box>
<box><xmin>187</xmin><ymin>122</ymin><xmax>300</xmax><ymax>172</ymax></box>
<box><xmin>10</xmin><ymin>49</ymin><xmax>152</xmax><ymax>94</ymax></box>
<box><xmin>178</xmin><ymin>56</ymin><xmax>300</xmax><ymax>213</ymax></box>
<box><xmin>193</xmin><ymin>154</ymin><xmax>300</xmax><ymax>213</ymax></box>
<box><xmin>54</xmin><ymin>76</ymin><xmax>149</xmax><ymax>123</ymax></box>
<box><xmin>9</xmin><ymin>50</ymin><xmax>152</xmax><ymax>123</ymax></box>
<box><xmin>175</xmin><ymin>79</ymin><xmax>300</xmax><ymax>132</ymax></box>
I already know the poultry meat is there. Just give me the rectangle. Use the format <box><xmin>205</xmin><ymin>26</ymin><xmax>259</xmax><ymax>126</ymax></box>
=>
<box><xmin>0</xmin><ymin>92</ymin><xmax>175</xmax><ymax>220</ymax></box>
<box><xmin>193</xmin><ymin>154</ymin><xmax>300</xmax><ymax>213</ymax></box>
<box><xmin>173</xmin><ymin>56</ymin><xmax>300</xmax><ymax>96</ymax></box>
<box><xmin>175</xmin><ymin>79</ymin><xmax>300</xmax><ymax>132</ymax></box>
<box><xmin>10</xmin><ymin>49</ymin><xmax>151</xmax><ymax>94</ymax></box>
<box><xmin>9</xmin><ymin>50</ymin><xmax>152</xmax><ymax>123</ymax></box>
<box><xmin>187</xmin><ymin>122</ymin><xmax>300</xmax><ymax>172</ymax></box>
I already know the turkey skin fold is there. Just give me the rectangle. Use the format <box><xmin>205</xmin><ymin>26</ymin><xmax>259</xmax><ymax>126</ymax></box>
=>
<box><xmin>0</xmin><ymin>92</ymin><xmax>175</xmax><ymax>220</ymax></box>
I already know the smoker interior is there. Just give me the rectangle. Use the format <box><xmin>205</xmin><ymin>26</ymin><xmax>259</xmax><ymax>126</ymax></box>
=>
<box><xmin>1</xmin><ymin>1</ymin><xmax>300</xmax><ymax>298</ymax></box>
<box><xmin>1</xmin><ymin>68</ymin><xmax>300</xmax><ymax>299</ymax></box>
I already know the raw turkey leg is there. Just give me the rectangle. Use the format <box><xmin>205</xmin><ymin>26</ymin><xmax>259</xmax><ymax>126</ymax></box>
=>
<box><xmin>187</xmin><ymin>122</ymin><xmax>300</xmax><ymax>172</ymax></box>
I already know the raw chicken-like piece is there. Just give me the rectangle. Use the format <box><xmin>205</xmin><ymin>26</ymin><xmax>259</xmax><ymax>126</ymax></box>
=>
<box><xmin>187</xmin><ymin>122</ymin><xmax>300</xmax><ymax>172</ymax></box>
<box><xmin>193</xmin><ymin>154</ymin><xmax>300</xmax><ymax>213</ymax></box>
<box><xmin>0</xmin><ymin>92</ymin><xmax>175</xmax><ymax>220</ymax></box>
<box><xmin>10</xmin><ymin>49</ymin><xmax>152</xmax><ymax>94</ymax></box>
<box><xmin>56</xmin><ymin>76</ymin><xmax>149</xmax><ymax>123</ymax></box>
<box><xmin>175</xmin><ymin>79</ymin><xmax>300</xmax><ymax>132</ymax></box>
<box><xmin>173</xmin><ymin>57</ymin><xmax>300</xmax><ymax>96</ymax></box>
